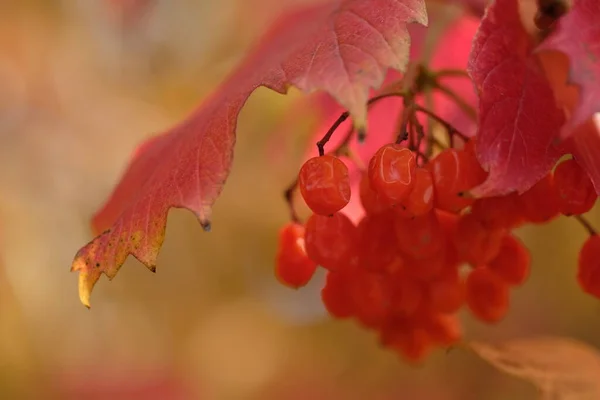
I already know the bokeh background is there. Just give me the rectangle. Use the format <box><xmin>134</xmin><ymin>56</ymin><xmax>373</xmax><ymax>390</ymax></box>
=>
<box><xmin>1</xmin><ymin>1</ymin><xmax>599</xmax><ymax>399</ymax></box>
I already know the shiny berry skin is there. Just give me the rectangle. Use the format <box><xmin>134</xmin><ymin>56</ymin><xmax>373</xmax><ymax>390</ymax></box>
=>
<box><xmin>518</xmin><ymin>174</ymin><xmax>560</xmax><ymax>224</ymax></box>
<box><xmin>488</xmin><ymin>234</ymin><xmax>531</xmax><ymax>286</ymax></box>
<box><xmin>304</xmin><ymin>212</ymin><xmax>357</xmax><ymax>271</ymax></box>
<box><xmin>577</xmin><ymin>234</ymin><xmax>600</xmax><ymax>299</ymax></box>
<box><xmin>465</xmin><ymin>267</ymin><xmax>510</xmax><ymax>323</ymax></box>
<box><xmin>426</xmin><ymin>146</ymin><xmax>487</xmax><ymax>213</ymax></box>
<box><xmin>368</xmin><ymin>144</ymin><xmax>416</xmax><ymax>205</ymax></box>
<box><xmin>298</xmin><ymin>155</ymin><xmax>351</xmax><ymax>216</ymax></box>
<box><xmin>275</xmin><ymin>222</ymin><xmax>317</xmax><ymax>288</ymax></box>
<box><xmin>553</xmin><ymin>158</ymin><xmax>597</xmax><ymax>216</ymax></box>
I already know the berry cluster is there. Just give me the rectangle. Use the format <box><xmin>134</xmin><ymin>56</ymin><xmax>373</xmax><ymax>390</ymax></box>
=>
<box><xmin>275</xmin><ymin>72</ymin><xmax>599</xmax><ymax>362</ymax></box>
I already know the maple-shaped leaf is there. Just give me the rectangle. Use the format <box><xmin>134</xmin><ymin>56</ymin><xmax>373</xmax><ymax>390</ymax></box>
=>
<box><xmin>470</xmin><ymin>337</ymin><xmax>600</xmax><ymax>399</ymax></box>
<box><xmin>72</xmin><ymin>0</ymin><xmax>428</xmax><ymax>307</ymax></box>
<box><xmin>467</xmin><ymin>0</ymin><xmax>565</xmax><ymax>196</ymax></box>
<box><xmin>537</xmin><ymin>0</ymin><xmax>600</xmax><ymax>137</ymax></box>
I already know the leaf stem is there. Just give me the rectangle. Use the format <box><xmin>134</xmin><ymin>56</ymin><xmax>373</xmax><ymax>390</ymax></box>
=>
<box><xmin>316</xmin><ymin>92</ymin><xmax>407</xmax><ymax>156</ymax></box>
<box><xmin>574</xmin><ymin>214</ymin><xmax>597</xmax><ymax>236</ymax></box>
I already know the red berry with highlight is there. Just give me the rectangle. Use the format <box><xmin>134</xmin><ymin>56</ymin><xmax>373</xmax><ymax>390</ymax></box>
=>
<box><xmin>368</xmin><ymin>144</ymin><xmax>416</xmax><ymax>205</ymax></box>
<box><xmin>298</xmin><ymin>155</ymin><xmax>351</xmax><ymax>215</ymax></box>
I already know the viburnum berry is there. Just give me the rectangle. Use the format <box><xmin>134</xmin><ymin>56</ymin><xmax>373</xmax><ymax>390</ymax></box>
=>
<box><xmin>359</xmin><ymin>171</ymin><xmax>388</xmax><ymax>215</ymax></box>
<box><xmin>304</xmin><ymin>212</ymin><xmax>357</xmax><ymax>271</ymax></box>
<box><xmin>453</xmin><ymin>213</ymin><xmax>504</xmax><ymax>266</ymax></box>
<box><xmin>389</xmin><ymin>272</ymin><xmax>423</xmax><ymax>316</ymax></box>
<box><xmin>577</xmin><ymin>234</ymin><xmax>600</xmax><ymax>299</ymax></box>
<box><xmin>394</xmin><ymin>211</ymin><xmax>445</xmax><ymax>259</ymax></box>
<box><xmin>488</xmin><ymin>234</ymin><xmax>531</xmax><ymax>286</ymax></box>
<box><xmin>321</xmin><ymin>271</ymin><xmax>354</xmax><ymax>318</ymax></box>
<box><xmin>518</xmin><ymin>173</ymin><xmax>560</xmax><ymax>224</ymax></box>
<box><xmin>421</xmin><ymin>313</ymin><xmax>462</xmax><ymax>347</ymax></box>
<box><xmin>427</xmin><ymin>275</ymin><xmax>465</xmax><ymax>314</ymax></box>
<box><xmin>426</xmin><ymin>145</ymin><xmax>487</xmax><ymax>213</ymax></box>
<box><xmin>380</xmin><ymin>320</ymin><xmax>433</xmax><ymax>363</ymax></box>
<box><xmin>356</xmin><ymin>212</ymin><xmax>398</xmax><ymax>273</ymax></box>
<box><xmin>553</xmin><ymin>158</ymin><xmax>597</xmax><ymax>216</ymax></box>
<box><xmin>465</xmin><ymin>267</ymin><xmax>510</xmax><ymax>324</ymax></box>
<box><xmin>350</xmin><ymin>269</ymin><xmax>393</xmax><ymax>328</ymax></box>
<box><xmin>274</xmin><ymin>222</ymin><xmax>317</xmax><ymax>288</ymax></box>
<box><xmin>298</xmin><ymin>155</ymin><xmax>351</xmax><ymax>215</ymax></box>
<box><xmin>470</xmin><ymin>193</ymin><xmax>523</xmax><ymax>230</ymax></box>
<box><xmin>368</xmin><ymin>144</ymin><xmax>416</xmax><ymax>205</ymax></box>
<box><xmin>395</xmin><ymin>167</ymin><xmax>434</xmax><ymax>218</ymax></box>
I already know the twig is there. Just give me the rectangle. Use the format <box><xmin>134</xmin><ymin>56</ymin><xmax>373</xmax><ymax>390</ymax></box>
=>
<box><xmin>574</xmin><ymin>214</ymin><xmax>597</xmax><ymax>236</ymax></box>
<box><xmin>316</xmin><ymin>92</ymin><xmax>406</xmax><ymax>156</ymax></box>
<box><xmin>413</xmin><ymin>104</ymin><xmax>469</xmax><ymax>144</ymax></box>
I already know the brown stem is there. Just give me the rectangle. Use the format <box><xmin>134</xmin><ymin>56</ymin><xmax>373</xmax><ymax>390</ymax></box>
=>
<box><xmin>316</xmin><ymin>92</ymin><xmax>407</xmax><ymax>156</ymax></box>
<box><xmin>413</xmin><ymin>104</ymin><xmax>469</xmax><ymax>144</ymax></box>
<box><xmin>574</xmin><ymin>214</ymin><xmax>597</xmax><ymax>236</ymax></box>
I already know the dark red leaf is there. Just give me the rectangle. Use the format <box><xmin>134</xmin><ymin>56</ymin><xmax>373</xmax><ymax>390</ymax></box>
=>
<box><xmin>467</xmin><ymin>0</ymin><xmax>565</xmax><ymax>196</ymax></box>
<box><xmin>72</xmin><ymin>0</ymin><xmax>427</xmax><ymax>307</ymax></box>
<box><xmin>537</xmin><ymin>0</ymin><xmax>600</xmax><ymax>136</ymax></box>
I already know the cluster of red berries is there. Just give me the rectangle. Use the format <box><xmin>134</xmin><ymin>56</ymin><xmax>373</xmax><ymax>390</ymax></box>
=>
<box><xmin>275</xmin><ymin>139</ymin><xmax>598</xmax><ymax>362</ymax></box>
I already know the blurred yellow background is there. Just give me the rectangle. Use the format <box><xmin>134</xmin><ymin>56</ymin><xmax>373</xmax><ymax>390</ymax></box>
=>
<box><xmin>1</xmin><ymin>1</ymin><xmax>599</xmax><ymax>399</ymax></box>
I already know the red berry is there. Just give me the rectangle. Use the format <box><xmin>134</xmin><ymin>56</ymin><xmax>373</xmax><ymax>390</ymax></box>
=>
<box><xmin>381</xmin><ymin>323</ymin><xmax>432</xmax><ymax>363</ymax></box>
<box><xmin>427</xmin><ymin>146</ymin><xmax>487</xmax><ymax>213</ymax></box>
<box><xmin>465</xmin><ymin>267</ymin><xmax>510</xmax><ymax>323</ymax></box>
<box><xmin>553</xmin><ymin>158</ymin><xmax>597</xmax><ymax>216</ymax></box>
<box><xmin>368</xmin><ymin>144</ymin><xmax>416</xmax><ymax>205</ymax></box>
<box><xmin>304</xmin><ymin>213</ymin><xmax>357</xmax><ymax>271</ymax></box>
<box><xmin>518</xmin><ymin>173</ymin><xmax>560</xmax><ymax>224</ymax></box>
<box><xmin>453</xmin><ymin>213</ymin><xmax>504</xmax><ymax>266</ymax></box>
<box><xmin>394</xmin><ymin>211</ymin><xmax>445</xmax><ymax>259</ymax></box>
<box><xmin>321</xmin><ymin>271</ymin><xmax>354</xmax><ymax>318</ymax></box>
<box><xmin>350</xmin><ymin>269</ymin><xmax>393</xmax><ymax>328</ymax></box>
<box><xmin>577</xmin><ymin>234</ymin><xmax>600</xmax><ymax>299</ymax></box>
<box><xmin>470</xmin><ymin>193</ymin><xmax>523</xmax><ymax>230</ymax></box>
<box><xmin>427</xmin><ymin>275</ymin><xmax>465</xmax><ymax>314</ymax></box>
<box><xmin>298</xmin><ymin>155</ymin><xmax>351</xmax><ymax>215</ymax></box>
<box><xmin>356</xmin><ymin>212</ymin><xmax>398</xmax><ymax>273</ymax></box>
<box><xmin>421</xmin><ymin>314</ymin><xmax>462</xmax><ymax>347</ymax></box>
<box><xmin>275</xmin><ymin>222</ymin><xmax>317</xmax><ymax>288</ymax></box>
<box><xmin>359</xmin><ymin>171</ymin><xmax>388</xmax><ymax>215</ymax></box>
<box><xmin>488</xmin><ymin>234</ymin><xmax>531</xmax><ymax>286</ymax></box>
<box><xmin>396</xmin><ymin>167</ymin><xmax>434</xmax><ymax>218</ymax></box>
<box><xmin>389</xmin><ymin>273</ymin><xmax>423</xmax><ymax>316</ymax></box>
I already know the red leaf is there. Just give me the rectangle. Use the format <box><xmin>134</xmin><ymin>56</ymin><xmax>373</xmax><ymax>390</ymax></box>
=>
<box><xmin>72</xmin><ymin>0</ymin><xmax>428</xmax><ymax>307</ymax></box>
<box><xmin>537</xmin><ymin>0</ymin><xmax>600</xmax><ymax>136</ymax></box>
<box><xmin>467</xmin><ymin>0</ymin><xmax>565</xmax><ymax>196</ymax></box>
